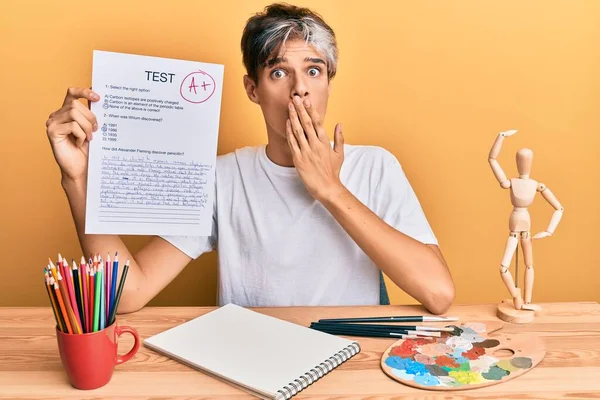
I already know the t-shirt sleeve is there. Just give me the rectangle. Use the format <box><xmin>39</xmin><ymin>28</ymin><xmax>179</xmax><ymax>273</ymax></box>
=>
<box><xmin>374</xmin><ymin>152</ymin><xmax>438</xmax><ymax>246</ymax></box>
<box><xmin>159</xmin><ymin>194</ymin><xmax>218</xmax><ymax>259</ymax></box>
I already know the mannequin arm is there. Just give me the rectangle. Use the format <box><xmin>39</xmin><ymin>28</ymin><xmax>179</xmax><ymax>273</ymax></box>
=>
<box><xmin>536</xmin><ymin>183</ymin><xmax>564</xmax><ymax>235</ymax></box>
<box><xmin>488</xmin><ymin>130</ymin><xmax>517</xmax><ymax>189</ymax></box>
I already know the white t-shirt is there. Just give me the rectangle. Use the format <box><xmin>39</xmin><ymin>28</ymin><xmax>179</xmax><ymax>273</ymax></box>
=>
<box><xmin>161</xmin><ymin>144</ymin><xmax>438</xmax><ymax>307</ymax></box>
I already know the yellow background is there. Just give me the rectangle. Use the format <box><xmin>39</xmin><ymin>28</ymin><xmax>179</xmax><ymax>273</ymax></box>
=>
<box><xmin>1</xmin><ymin>1</ymin><xmax>598</xmax><ymax>307</ymax></box>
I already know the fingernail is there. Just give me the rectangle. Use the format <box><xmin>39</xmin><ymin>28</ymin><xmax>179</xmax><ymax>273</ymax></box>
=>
<box><xmin>288</xmin><ymin>103</ymin><xmax>294</xmax><ymax>110</ymax></box>
<box><xmin>304</xmin><ymin>99</ymin><xmax>311</xmax><ymax>107</ymax></box>
<box><xmin>93</xmin><ymin>123</ymin><xmax>98</xmax><ymax>131</ymax></box>
<box><xmin>293</xmin><ymin>96</ymin><xmax>301</xmax><ymax>105</ymax></box>
<box><xmin>91</xmin><ymin>92</ymin><xmax>99</xmax><ymax>100</ymax></box>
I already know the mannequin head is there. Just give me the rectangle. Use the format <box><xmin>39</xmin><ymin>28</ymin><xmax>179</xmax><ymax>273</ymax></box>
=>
<box><xmin>516</xmin><ymin>148</ymin><xmax>533</xmax><ymax>178</ymax></box>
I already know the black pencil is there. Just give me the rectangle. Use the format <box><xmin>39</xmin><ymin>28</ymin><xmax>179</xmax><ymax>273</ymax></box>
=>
<box><xmin>108</xmin><ymin>259</ymin><xmax>129</xmax><ymax>325</ymax></box>
<box><xmin>72</xmin><ymin>261</ymin><xmax>85</xmax><ymax>333</ymax></box>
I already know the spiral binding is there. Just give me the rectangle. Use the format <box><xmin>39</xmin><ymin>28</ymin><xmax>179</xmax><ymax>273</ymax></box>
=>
<box><xmin>275</xmin><ymin>342</ymin><xmax>361</xmax><ymax>399</ymax></box>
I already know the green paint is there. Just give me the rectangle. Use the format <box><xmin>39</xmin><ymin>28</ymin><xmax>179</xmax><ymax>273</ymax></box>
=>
<box><xmin>482</xmin><ymin>365</ymin><xmax>510</xmax><ymax>380</ymax></box>
<box><xmin>457</xmin><ymin>362</ymin><xmax>471</xmax><ymax>371</ymax></box>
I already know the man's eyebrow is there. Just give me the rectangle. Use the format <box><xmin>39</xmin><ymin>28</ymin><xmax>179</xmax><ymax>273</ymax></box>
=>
<box><xmin>266</xmin><ymin>56</ymin><xmax>327</xmax><ymax>67</ymax></box>
<box><xmin>266</xmin><ymin>57</ymin><xmax>287</xmax><ymax>67</ymax></box>
<box><xmin>304</xmin><ymin>57</ymin><xmax>326</xmax><ymax>65</ymax></box>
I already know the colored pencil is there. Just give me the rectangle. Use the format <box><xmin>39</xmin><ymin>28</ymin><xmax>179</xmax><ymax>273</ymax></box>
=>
<box><xmin>108</xmin><ymin>259</ymin><xmax>129</xmax><ymax>325</ymax></box>
<box><xmin>47</xmin><ymin>259</ymin><xmax>58</xmax><ymax>282</ymax></box>
<box><xmin>80</xmin><ymin>257</ymin><xmax>89</xmax><ymax>333</ymax></box>
<box><xmin>106</xmin><ymin>253</ymin><xmax>111</xmax><ymax>321</ymax></box>
<box><xmin>57</xmin><ymin>254</ymin><xmax>64</xmax><ymax>279</ymax></box>
<box><xmin>49</xmin><ymin>277</ymin><xmax>67</xmax><ymax>332</ymax></box>
<box><xmin>88</xmin><ymin>257</ymin><xmax>93</xmax><ymax>331</ymax></box>
<box><xmin>44</xmin><ymin>271</ymin><xmax>63</xmax><ymax>332</ymax></box>
<box><xmin>90</xmin><ymin>267</ymin><xmax>96</xmax><ymax>332</ymax></box>
<box><xmin>56</xmin><ymin>270</ymin><xmax>79</xmax><ymax>334</ymax></box>
<box><xmin>94</xmin><ymin>265</ymin><xmax>101</xmax><ymax>332</ymax></box>
<box><xmin>72</xmin><ymin>260</ymin><xmax>85</xmax><ymax>332</ymax></box>
<box><xmin>53</xmin><ymin>280</ymin><xmax>72</xmax><ymax>334</ymax></box>
<box><xmin>110</xmin><ymin>252</ymin><xmax>119</xmax><ymax>320</ymax></box>
<box><xmin>100</xmin><ymin>263</ymin><xmax>105</xmax><ymax>330</ymax></box>
<box><xmin>61</xmin><ymin>259</ymin><xmax>82</xmax><ymax>332</ymax></box>
<box><xmin>76</xmin><ymin>260</ymin><xmax>85</xmax><ymax>332</ymax></box>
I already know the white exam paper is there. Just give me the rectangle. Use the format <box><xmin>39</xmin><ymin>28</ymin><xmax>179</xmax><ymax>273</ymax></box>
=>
<box><xmin>85</xmin><ymin>50</ymin><xmax>224</xmax><ymax>236</ymax></box>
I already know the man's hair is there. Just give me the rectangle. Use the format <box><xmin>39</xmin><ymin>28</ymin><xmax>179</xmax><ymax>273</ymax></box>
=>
<box><xmin>241</xmin><ymin>3</ymin><xmax>338</xmax><ymax>85</ymax></box>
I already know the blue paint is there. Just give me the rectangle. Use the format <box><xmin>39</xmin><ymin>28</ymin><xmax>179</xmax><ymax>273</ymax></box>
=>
<box><xmin>385</xmin><ymin>356</ymin><xmax>410</xmax><ymax>370</ymax></box>
<box><xmin>392</xmin><ymin>368</ymin><xmax>416</xmax><ymax>380</ymax></box>
<box><xmin>454</xmin><ymin>356</ymin><xmax>469</xmax><ymax>364</ymax></box>
<box><xmin>404</xmin><ymin>359</ymin><xmax>429</xmax><ymax>376</ymax></box>
<box><xmin>451</xmin><ymin>349</ymin><xmax>465</xmax><ymax>359</ymax></box>
<box><xmin>414</xmin><ymin>373</ymin><xmax>440</xmax><ymax>386</ymax></box>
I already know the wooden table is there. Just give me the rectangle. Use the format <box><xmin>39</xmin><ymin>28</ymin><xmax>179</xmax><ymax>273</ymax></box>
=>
<box><xmin>1</xmin><ymin>302</ymin><xmax>599</xmax><ymax>399</ymax></box>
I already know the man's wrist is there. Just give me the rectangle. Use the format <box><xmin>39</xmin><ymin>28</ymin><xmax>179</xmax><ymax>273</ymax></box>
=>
<box><xmin>317</xmin><ymin>182</ymin><xmax>350</xmax><ymax>208</ymax></box>
<box><xmin>61</xmin><ymin>174</ymin><xmax>87</xmax><ymax>195</ymax></box>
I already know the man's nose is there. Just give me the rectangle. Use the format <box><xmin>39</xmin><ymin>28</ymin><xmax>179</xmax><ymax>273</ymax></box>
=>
<box><xmin>290</xmin><ymin>75</ymin><xmax>309</xmax><ymax>99</ymax></box>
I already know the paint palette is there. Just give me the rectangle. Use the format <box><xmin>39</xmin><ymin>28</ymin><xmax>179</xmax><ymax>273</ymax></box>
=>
<box><xmin>380</xmin><ymin>321</ymin><xmax>545</xmax><ymax>390</ymax></box>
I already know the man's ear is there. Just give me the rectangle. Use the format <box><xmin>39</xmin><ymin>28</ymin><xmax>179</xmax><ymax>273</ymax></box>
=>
<box><xmin>243</xmin><ymin>75</ymin><xmax>260</xmax><ymax>105</ymax></box>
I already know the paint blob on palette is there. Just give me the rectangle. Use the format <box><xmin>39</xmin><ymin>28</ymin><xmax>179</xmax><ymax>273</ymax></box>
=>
<box><xmin>380</xmin><ymin>321</ymin><xmax>546</xmax><ymax>390</ymax></box>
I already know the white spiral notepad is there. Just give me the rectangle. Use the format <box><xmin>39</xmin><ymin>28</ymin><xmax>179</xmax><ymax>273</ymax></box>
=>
<box><xmin>143</xmin><ymin>303</ymin><xmax>360</xmax><ymax>399</ymax></box>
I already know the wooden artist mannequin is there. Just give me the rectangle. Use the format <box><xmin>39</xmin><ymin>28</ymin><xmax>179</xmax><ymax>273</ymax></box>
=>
<box><xmin>488</xmin><ymin>130</ymin><xmax>564</xmax><ymax>323</ymax></box>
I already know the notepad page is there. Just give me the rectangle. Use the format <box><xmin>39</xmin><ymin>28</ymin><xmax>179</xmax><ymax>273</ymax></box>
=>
<box><xmin>143</xmin><ymin>303</ymin><xmax>357</xmax><ymax>398</ymax></box>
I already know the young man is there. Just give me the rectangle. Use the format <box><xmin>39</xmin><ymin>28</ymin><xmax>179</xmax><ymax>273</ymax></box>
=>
<box><xmin>45</xmin><ymin>3</ymin><xmax>455</xmax><ymax>314</ymax></box>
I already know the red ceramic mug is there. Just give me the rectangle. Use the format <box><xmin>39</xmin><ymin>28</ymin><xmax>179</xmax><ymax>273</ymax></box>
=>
<box><xmin>55</xmin><ymin>320</ymin><xmax>140</xmax><ymax>390</ymax></box>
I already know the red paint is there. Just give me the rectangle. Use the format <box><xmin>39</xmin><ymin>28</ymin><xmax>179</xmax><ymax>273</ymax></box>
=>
<box><xmin>411</xmin><ymin>337</ymin><xmax>433</xmax><ymax>346</ymax></box>
<box><xmin>462</xmin><ymin>347</ymin><xmax>486</xmax><ymax>360</ymax></box>
<box><xmin>390</xmin><ymin>340</ymin><xmax>418</xmax><ymax>357</ymax></box>
<box><xmin>435</xmin><ymin>355</ymin><xmax>459</xmax><ymax>368</ymax></box>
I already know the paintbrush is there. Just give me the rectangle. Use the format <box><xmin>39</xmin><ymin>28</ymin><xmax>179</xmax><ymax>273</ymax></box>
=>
<box><xmin>310</xmin><ymin>323</ymin><xmax>442</xmax><ymax>337</ymax></box>
<box><xmin>318</xmin><ymin>315</ymin><xmax>459</xmax><ymax>323</ymax></box>
<box><xmin>310</xmin><ymin>324</ymin><xmax>435</xmax><ymax>339</ymax></box>
<box><xmin>311</xmin><ymin>321</ymin><xmax>455</xmax><ymax>332</ymax></box>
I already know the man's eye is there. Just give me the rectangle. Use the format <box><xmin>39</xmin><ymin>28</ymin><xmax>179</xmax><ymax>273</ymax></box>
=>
<box><xmin>271</xmin><ymin>69</ymin><xmax>286</xmax><ymax>79</ymax></box>
<box><xmin>308</xmin><ymin>68</ymin><xmax>321</xmax><ymax>77</ymax></box>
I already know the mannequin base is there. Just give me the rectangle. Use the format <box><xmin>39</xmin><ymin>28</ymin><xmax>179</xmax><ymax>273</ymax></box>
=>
<box><xmin>496</xmin><ymin>299</ymin><xmax>539</xmax><ymax>324</ymax></box>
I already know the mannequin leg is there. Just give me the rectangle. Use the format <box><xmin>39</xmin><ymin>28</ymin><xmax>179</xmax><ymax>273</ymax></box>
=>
<box><xmin>500</xmin><ymin>232</ymin><xmax>522</xmax><ymax>309</ymax></box>
<box><xmin>521</xmin><ymin>232</ymin><xmax>542</xmax><ymax>311</ymax></box>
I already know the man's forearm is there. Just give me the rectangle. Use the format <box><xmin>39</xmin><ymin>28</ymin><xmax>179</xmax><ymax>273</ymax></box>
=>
<box><xmin>61</xmin><ymin>176</ymin><xmax>145</xmax><ymax>312</ymax></box>
<box><xmin>320</xmin><ymin>186</ymin><xmax>455</xmax><ymax>314</ymax></box>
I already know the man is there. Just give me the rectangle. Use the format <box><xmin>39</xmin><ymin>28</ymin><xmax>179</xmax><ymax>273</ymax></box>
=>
<box><xmin>45</xmin><ymin>3</ymin><xmax>455</xmax><ymax>314</ymax></box>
